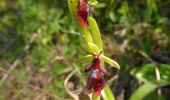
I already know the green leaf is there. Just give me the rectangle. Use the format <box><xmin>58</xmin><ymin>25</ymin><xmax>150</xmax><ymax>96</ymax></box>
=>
<box><xmin>101</xmin><ymin>85</ymin><xmax>115</xmax><ymax>100</ymax></box>
<box><xmin>67</xmin><ymin>0</ymin><xmax>78</xmax><ymax>20</ymax></box>
<box><xmin>73</xmin><ymin>64</ymin><xmax>86</xmax><ymax>85</ymax></box>
<box><xmin>88</xmin><ymin>0</ymin><xmax>98</xmax><ymax>7</ymax></box>
<box><xmin>118</xmin><ymin>2</ymin><xmax>129</xmax><ymax>15</ymax></box>
<box><xmin>130</xmin><ymin>64</ymin><xmax>170</xmax><ymax>100</ymax></box>
<box><xmin>130</xmin><ymin>64</ymin><xmax>170</xmax><ymax>84</ymax></box>
<box><xmin>130</xmin><ymin>82</ymin><xmax>157</xmax><ymax>100</ymax></box>
<box><xmin>100</xmin><ymin>55</ymin><xmax>120</xmax><ymax>69</ymax></box>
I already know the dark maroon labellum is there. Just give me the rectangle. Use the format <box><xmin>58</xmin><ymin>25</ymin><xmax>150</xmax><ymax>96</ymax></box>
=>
<box><xmin>76</xmin><ymin>0</ymin><xmax>89</xmax><ymax>28</ymax></box>
<box><xmin>84</xmin><ymin>52</ymin><xmax>111</xmax><ymax>96</ymax></box>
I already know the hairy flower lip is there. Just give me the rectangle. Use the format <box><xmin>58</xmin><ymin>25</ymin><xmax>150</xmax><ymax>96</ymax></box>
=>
<box><xmin>84</xmin><ymin>52</ymin><xmax>111</xmax><ymax>96</ymax></box>
<box><xmin>84</xmin><ymin>69</ymin><xmax>105</xmax><ymax>96</ymax></box>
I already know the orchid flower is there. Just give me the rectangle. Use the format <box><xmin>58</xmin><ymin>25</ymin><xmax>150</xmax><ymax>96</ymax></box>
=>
<box><xmin>67</xmin><ymin>0</ymin><xmax>120</xmax><ymax>99</ymax></box>
<box><xmin>84</xmin><ymin>52</ymin><xmax>111</xmax><ymax>96</ymax></box>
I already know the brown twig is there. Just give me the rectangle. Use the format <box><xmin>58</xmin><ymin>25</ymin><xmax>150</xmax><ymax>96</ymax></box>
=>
<box><xmin>0</xmin><ymin>33</ymin><xmax>39</xmax><ymax>86</ymax></box>
<box><xmin>0</xmin><ymin>64</ymin><xmax>71</xmax><ymax>100</ymax></box>
<box><xmin>107</xmin><ymin>75</ymin><xmax>118</xmax><ymax>86</ymax></box>
<box><xmin>64</xmin><ymin>70</ymin><xmax>79</xmax><ymax>100</ymax></box>
<box><xmin>28</xmin><ymin>82</ymin><xmax>71</xmax><ymax>100</ymax></box>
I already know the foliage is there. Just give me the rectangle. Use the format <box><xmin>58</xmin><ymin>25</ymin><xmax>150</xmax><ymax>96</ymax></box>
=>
<box><xmin>0</xmin><ymin>0</ymin><xmax>170</xmax><ymax>99</ymax></box>
<box><xmin>130</xmin><ymin>64</ymin><xmax>170</xmax><ymax>100</ymax></box>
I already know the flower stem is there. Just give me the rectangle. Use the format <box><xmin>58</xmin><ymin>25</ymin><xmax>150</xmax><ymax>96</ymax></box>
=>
<box><xmin>92</xmin><ymin>89</ymin><xmax>100</xmax><ymax>100</ymax></box>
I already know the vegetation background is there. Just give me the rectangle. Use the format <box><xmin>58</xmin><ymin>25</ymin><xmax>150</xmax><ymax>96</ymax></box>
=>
<box><xmin>0</xmin><ymin>0</ymin><xmax>170</xmax><ymax>100</ymax></box>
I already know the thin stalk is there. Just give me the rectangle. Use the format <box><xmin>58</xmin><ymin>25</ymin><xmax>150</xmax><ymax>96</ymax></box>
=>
<box><xmin>92</xmin><ymin>89</ymin><xmax>100</xmax><ymax>100</ymax></box>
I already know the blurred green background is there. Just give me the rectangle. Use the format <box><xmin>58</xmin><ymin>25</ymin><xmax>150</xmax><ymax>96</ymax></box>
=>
<box><xmin>0</xmin><ymin>0</ymin><xmax>170</xmax><ymax>100</ymax></box>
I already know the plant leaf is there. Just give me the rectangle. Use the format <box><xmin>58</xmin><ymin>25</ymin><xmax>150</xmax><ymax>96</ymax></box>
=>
<box><xmin>88</xmin><ymin>0</ymin><xmax>98</xmax><ymax>6</ymax></box>
<box><xmin>67</xmin><ymin>0</ymin><xmax>78</xmax><ymax>20</ymax></box>
<box><xmin>130</xmin><ymin>64</ymin><xmax>170</xmax><ymax>84</ymax></box>
<box><xmin>130</xmin><ymin>82</ymin><xmax>157</xmax><ymax>100</ymax></box>
<box><xmin>101</xmin><ymin>85</ymin><xmax>115</xmax><ymax>100</ymax></box>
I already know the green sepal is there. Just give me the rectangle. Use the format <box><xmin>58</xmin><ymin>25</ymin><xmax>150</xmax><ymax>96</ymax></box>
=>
<box><xmin>100</xmin><ymin>55</ymin><xmax>120</xmax><ymax>69</ymax></box>
<box><xmin>87</xmin><ymin>43</ymin><xmax>100</xmax><ymax>53</ymax></box>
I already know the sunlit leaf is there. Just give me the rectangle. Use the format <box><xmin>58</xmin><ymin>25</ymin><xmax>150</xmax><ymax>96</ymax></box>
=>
<box><xmin>130</xmin><ymin>64</ymin><xmax>170</xmax><ymax>100</ymax></box>
<box><xmin>130</xmin><ymin>64</ymin><xmax>170</xmax><ymax>84</ymax></box>
<box><xmin>73</xmin><ymin>64</ymin><xmax>86</xmax><ymax>85</ymax></box>
<box><xmin>101</xmin><ymin>85</ymin><xmax>115</xmax><ymax>100</ymax></box>
<box><xmin>88</xmin><ymin>0</ymin><xmax>98</xmax><ymax>6</ymax></box>
<box><xmin>130</xmin><ymin>82</ymin><xmax>157</xmax><ymax>100</ymax></box>
<box><xmin>67</xmin><ymin>0</ymin><xmax>78</xmax><ymax>20</ymax></box>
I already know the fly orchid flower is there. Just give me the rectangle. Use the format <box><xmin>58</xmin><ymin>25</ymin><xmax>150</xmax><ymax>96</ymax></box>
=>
<box><xmin>84</xmin><ymin>52</ymin><xmax>111</xmax><ymax>96</ymax></box>
<box><xmin>67</xmin><ymin>0</ymin><xmax>120</xmax><ymax>99</ymax></box>
<box><xmin>76</xmin><ymin>0</ymin><xmax>89</xmax><ymax>28</ymax></box>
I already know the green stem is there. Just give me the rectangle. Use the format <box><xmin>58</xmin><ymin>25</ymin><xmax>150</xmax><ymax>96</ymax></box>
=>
<box><xmin>92</xmin><ymin>89</ymin><xmax>100</xmax><ymax>100</ymax></box>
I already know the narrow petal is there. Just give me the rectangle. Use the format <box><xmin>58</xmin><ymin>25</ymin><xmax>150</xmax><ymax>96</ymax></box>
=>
<box><xmin>99</xmin><ymin>64</ymin><xmax>111</xmax><ymax>77</ymax></box>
